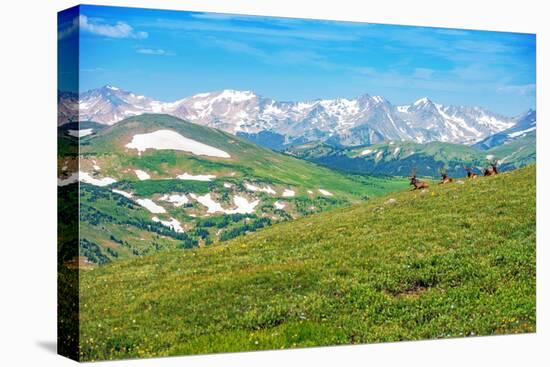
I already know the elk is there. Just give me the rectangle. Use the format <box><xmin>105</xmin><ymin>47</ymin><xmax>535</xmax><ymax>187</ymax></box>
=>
<box><xmin>464</xmin><ymin>165</ymin><xmax>478</xmax><ymax>179</ymax></box>
<box><xmin>438</xmin><ymin>168</ymin><xmax>454</xmax><ymax>184</ymax></box>
<box><xmin>410</xmin><ymin>169</ymin><xmax>429</xmax><ymax>190</ymax></box>
<box><xmin>483</xmin><ymin>160</ymin><xmax>499</xmax><ymax>176</ymax></box>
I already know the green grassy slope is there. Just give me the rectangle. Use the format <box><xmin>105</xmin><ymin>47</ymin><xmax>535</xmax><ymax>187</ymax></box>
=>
<box><xmin>78</xmin><ymin>165</ymin><xmax>536</xmax><ymax>361</ymax></box>
<box><xmin>81</xmin><ymin>114</ymin><xmax>405</xmax><ymax>199</ymax></box>
<box><xmin>489</xmin><ymin>133</ymin><xmax>535</xmax><ymax>169</ymax></box>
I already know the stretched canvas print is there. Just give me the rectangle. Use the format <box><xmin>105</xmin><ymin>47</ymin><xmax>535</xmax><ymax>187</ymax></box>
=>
<box><xmin>58</xmin><ymin>4</ymin><xmax>536</xmax><ymax>362</ymax></box>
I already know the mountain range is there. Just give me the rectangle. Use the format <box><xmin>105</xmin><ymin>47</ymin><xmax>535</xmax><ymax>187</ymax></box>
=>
<box><xmin>60</xmin><ymin>85</ymin><xmax>534</xmax><ymax>148</ymax></box>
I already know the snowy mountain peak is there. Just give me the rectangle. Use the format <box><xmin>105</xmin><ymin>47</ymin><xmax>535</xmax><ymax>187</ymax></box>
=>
<box><xmin>411</xmin><ymin>97</ymin><xmax>436</xmax><ymax>109</ymax></box>
<box><xmin>413</xmin><ymin>97</ymin><xmax>431</xmax><ymax>106</ymax></box>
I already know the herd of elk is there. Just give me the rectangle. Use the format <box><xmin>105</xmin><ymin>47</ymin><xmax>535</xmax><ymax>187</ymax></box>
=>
<box><xmin>410</xmin><ymin>161</ymin><xmax>499</xmax><ymax>190</ymax></box>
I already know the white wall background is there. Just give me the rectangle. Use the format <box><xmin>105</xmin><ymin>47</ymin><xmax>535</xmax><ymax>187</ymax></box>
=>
<box><xmin>0</xmin><ymin>0</ymin><xmax>547</xmax><ymax>365</ymax></box>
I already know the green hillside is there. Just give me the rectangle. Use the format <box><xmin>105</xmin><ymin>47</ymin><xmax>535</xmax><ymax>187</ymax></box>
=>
<box><xmin>77</xmin><ymin>165</ymin><xmax>536</xmax><ymax>361</ymax></box>
<box><xmin>286</xmin><ymin>139</ymin><xmax>535</xmax><ymax>177</ymax></box>
<box><xmin>58</xmin><ymin>114</ymin><xmax>406</xmax><ymax>265</ymax></box>
<box><xmin>489</xmin><ymin>133</ymin><xmax>536</xmax><ymax>169</ymax></box>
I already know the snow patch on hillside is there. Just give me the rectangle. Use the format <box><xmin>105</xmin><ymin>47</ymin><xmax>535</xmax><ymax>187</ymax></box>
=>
<box><xmin>192</xmin><ymin>193</ymin><xmax>259</xmax><ymax>214</ymax></box>
<box><xmin>152</xmin><ymin>217</ymin><xmax>184</xmax><ymax>233</ymax></box>
<box><xmin>319</xmin><ymin>189</ymin><xmax>333</xmax><ymax>196</ymax></box>
<box><xmin>112</xmin><ymin>189</ymin><xmax>133</xmax><ymax>199</ymax></box>
<box><xmin>230</xmin><ymin>196</ymin><xmax>260</xmax><ymax>214</ymax></box>
<box><xmin>244</xmin><ymin>183</ymin><xmax>276</xmax><ymax>195</ymax></box>
<box><xmin>508</xmin><ymin>126</ymin><xmax>536</xmax><ymax>138</ymax></box>
<box><xmin>274</xmin><ymin>201</ymin><xmax>286</xmax><ymax>210</ymax></box>
<box><xmin>282</xmin><ymin>189</ymin><xmax>295</xmax><ymax>197</ymax></box>
<box><xmin>177</xmin><ymin>172</ymin><xmax>216</xmax><ymax>181</ymax></box>
<box><xmin>134</xmin><ymin>169</ymin><xmax>151</xmax><ymax>180</ymax></box>
<box><xmin>125</xmin><ymin>130</ymin><xmax>230</xmax><ymax>158</ymax></box>
<box><xmin>79</xmin><ymin>172</ymin><xmax>117</xmax><ymax>187</ymax></box>
<box><xmin>136</xmin><ymin>199</ymin><xmax>166</xmax><ymax>214</ymax></box>
<box><xmin>160</xmin><ymin>194</ymin><xmax>189</xmax><ymax>207</ymax></box>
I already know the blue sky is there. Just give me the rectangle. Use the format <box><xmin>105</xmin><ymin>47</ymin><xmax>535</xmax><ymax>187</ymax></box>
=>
<box><xmin>59</xmin><ymin>5</ymin><xmax>536</xmax><ymax>116</ymax></box>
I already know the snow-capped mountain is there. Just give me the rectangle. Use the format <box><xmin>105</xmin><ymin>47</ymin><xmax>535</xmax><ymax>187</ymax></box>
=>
<box><xmin>473</xmin><ymin>110</ymin><xmax>536</xmax><ymax>150</ymax></box>
<box><xmin>60</xmin><ymin>85</ymin><xmax>525</xmax><ymax>147</ymax></box>
<box><xmin>78</xmin><ymin>85</ymin><xmax>162</xmax><ymax>124</ymax></box>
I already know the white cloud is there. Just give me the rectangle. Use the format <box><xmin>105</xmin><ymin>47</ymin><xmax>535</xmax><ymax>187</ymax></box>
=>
<box><xmin>58</xmin><ymin>17</ymin><xmax>78</xmax><ymax>40</ymax></box>
<box><xmin>79</xmin><ymin>15</ymin><xmax>148</xmax><ymax>39</ymax></box>
<box><xmin>136</xmin><ymin>48</ymin><xmax>174</xmax><ymax>56</ymax></box>
<box><xmin>497</xmin><ymin>84</ymin><xmax>536</xmax><ymax>96</ymax></box>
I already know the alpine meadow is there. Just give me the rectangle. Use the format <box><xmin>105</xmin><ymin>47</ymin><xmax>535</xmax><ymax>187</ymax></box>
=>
<box><xmin>57</xmin><ymin>5</ymin><xmax>536</xmax><ymax>362</ymax></box>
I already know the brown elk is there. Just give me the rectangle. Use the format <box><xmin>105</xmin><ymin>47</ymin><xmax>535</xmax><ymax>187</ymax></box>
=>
<box><xmin>438</xmin><ymin>168</ymin><xmax>454</xmax><ymax>184</ymax></box>
<box><xmin>410</xmin><ymin>169</ymin><xmax>429</xmax><ymax>190</ymax></box>
<box><xmin>483</xmin><ymin>160</ymin><xmax>499</xmax><ymax>176</ymax></box>
<box><xmin>464</xmin><ymin>165</ymin><xmax>478</xmax><ymax>179</ymax></box>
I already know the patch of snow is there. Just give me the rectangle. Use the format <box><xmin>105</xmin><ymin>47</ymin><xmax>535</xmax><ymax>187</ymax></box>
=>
<box><xmin>244</xmin><ymin>183</ymin><xmax>276</xmax><ymax>195</ymax></box>
<box><xmin>93</xmin><ymin>164</ymin><xmax>101</xmax><ymax>171</ymax></box>
<box><xmin>375</xmin><ymin>151</ymin><xmax>383</xmax><ymax>160</ymax></box>
<box><xmin>319</xmin><ymin>189</ymin><xmax>333</xmax><ymax>196</ymax></box>
<box><xmin>112</xmin><ymin>189</ymin><xmax>133</xmax><ymax>199</ymax></box>
<box><xmin>125</xmin><ymin>129</ymin><xmax>230</xmax><ymax>158</ymax></box>
<box><xmin>223</xmin><ymin>182</ymin><xmax>233</xmax><ymax>188</ymax></box>
<box><xmin>193</xmin><ymin>193</ymin><xmax>259</xmax><ymax>214</ymax></box>
<box><xmin>134</xmin><ymin>169</ymin><xmax>151</xmax><ymax>180</ymax></box>
<box><xmin>360</xmin><ymin>149</ymin><xmax>373</xmax><ymax>156</ymax></box>
<box><xmin>67</xmin><ymin>128</ymin><xmax>93</xmax><ymax>138</ymax></box>
<box><xmin>274</xmin><ymin>201</ymin><xmax>286</xmax><ymax>210</ymax></box>
<box><xmin>282</xmin><ymin>189</ymin><xmax>295</xmax><ymax>197</ymax></box>
<box><xmin>136</xmin><ymin>199</ymin><xmax>166</xmax><ymax>214</ymax></box>
<box><xmin>177</xmin><ymin>172</ymin><xmax>216</xmax><ymax>181</ymax></box>
<box><xmin>152</xmin><ymin>217</ymin><xmax>184</xmax><ymax>233</ymax></box>
<box><xmin>160</xmin><ymin>194</ymin><xmax>189</xmax><ymax>207</ymax></box>
<box><xmin>486</xmin><ymin>154</ymin><xmax>495</xmax><ymax>160</ymax></box>
<box><xmin>228</xmin><ymin>196</ymin><xmax>259</xmax><ymax>214</ymax></box>
<box><xmin>79</xmin><ymin>171</ymin><xmax>117</xmax><ymax>187</ymax></box>
<box><xmin>508</xmin><ymin>126</ymin><xmax>536</xmax><ymax>138</ymax></box>
<box><xmin>193</xmin><ymin>193</ymin><xmax>226</xmax><ymax>213</ymax></box>
<box><xmin>307</xmin><ymin>190</ymin><xmax>313</xmax><ymax>194</ymax></box>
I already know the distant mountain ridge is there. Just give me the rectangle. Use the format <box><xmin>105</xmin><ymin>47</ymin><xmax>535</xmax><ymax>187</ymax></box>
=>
<box><xmin>473</xmin><ymin>110</ymin><xmax>536</xmax><ymax>150</ymax></box>
<box><xmin>60</xmin><ymin>85</ymin><xmax>531</xmax><ymax>147</ymax></box>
